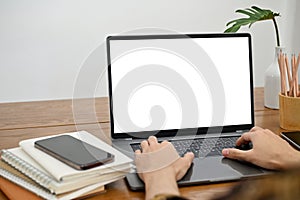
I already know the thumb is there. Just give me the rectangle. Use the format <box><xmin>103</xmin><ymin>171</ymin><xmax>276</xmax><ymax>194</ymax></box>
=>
<box><xmin>175</xmin><ymin>152</ymin><xmax>194</xmax><ymax>180</ymax></box>
<box><xmin>222</xmin><ymin>148</ymin><xmax>249</xmax><ymax>161</ymax></box>
<box><xmin>183</xmin><ymin>152</ymin><xmax>194</xmax><ymax>165</ymax></box>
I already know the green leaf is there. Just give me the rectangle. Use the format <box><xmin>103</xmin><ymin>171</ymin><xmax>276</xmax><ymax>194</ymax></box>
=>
<box><xmin>225</xmin><ymin>18</ymin><xmax>251</xmax><ymax>32</ymax></box>
<box><xmin>236</xmin><ymin>9</ymin><xmax>257</xmax><ymax>18</ymax></box>
<box><xmin>225</xmin><ymin>25</ymin><xmax>241</xmax><ymax>33</ymax></box>
<box><xmin>225</xmin><ymin>5</ymin><xmax>280</xmax><ymax>33</ymax></box>
<box><xmin>225</xmin><ymin>5</ymin><xmax>281</xmax><ymax>48</ymax></box>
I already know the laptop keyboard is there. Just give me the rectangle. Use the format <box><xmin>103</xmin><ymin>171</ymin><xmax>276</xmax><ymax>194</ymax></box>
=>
<box><xmin>131</xmin><ymin>136</ymin><xmax>240</xmax><ymax>158</ymax></box>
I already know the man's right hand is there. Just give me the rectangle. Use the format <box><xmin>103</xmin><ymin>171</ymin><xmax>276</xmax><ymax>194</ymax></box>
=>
<box><xmin>222</xmin><ymin>126</ymin><xmax>300</xmax><ymax>170</ymax></box>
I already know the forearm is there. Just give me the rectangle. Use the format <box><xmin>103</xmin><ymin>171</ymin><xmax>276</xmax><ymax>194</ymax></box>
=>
<box><xmin>144</xmin><ymin>171</ymin><xmax>180</xmax><ymax>200</ymax></box>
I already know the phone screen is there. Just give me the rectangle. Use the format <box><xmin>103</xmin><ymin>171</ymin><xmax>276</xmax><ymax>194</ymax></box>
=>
<box><xmin>281</xmin><ymin>132</ymin><xmax>300</xmax><ymax>151</ymax></box>
<box><xmin>34</xmin><ymin>135</ymin><xmax>114</xmax><ymax>170</ymax></box>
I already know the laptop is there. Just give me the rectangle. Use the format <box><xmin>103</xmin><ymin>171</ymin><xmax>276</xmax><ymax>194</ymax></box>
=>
<box><xmin>106</xmin><ymin>33</ymin><xmax>270</xmax><ymax>190</ymax></box>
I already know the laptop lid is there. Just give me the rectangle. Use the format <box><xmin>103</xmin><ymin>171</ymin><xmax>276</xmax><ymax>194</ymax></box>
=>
<box><xmin>106</xmin><ymin>33</ymin><xmax>254</xmax><ymax>139</ymax></box>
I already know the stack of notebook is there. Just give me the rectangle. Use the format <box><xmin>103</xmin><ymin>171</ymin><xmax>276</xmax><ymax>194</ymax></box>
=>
<box><xmin>0</xmin><ymin>131</ymin><xmax>133</xmax><ymax>200</ymax></box>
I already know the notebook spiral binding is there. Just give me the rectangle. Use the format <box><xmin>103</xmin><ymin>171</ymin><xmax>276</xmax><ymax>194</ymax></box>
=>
<box><xmin>1</xmin><ymin>149</ymin><xmax>55</xmax><ymax>193</ymax></box>
<box><xmin>0</xmin><ymin>168</ymin><xmax>55</xmax><ymax>200</ymax></box>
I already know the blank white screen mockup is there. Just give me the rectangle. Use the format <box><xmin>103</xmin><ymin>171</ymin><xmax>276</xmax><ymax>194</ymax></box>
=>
<box><xmin>109</xmin><ymin>36</ymin><xmax>252</xmax><ymax>134</ymax></box>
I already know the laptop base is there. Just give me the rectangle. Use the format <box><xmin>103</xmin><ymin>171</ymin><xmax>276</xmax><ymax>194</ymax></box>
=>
<box><xmin>126</xmin><ymin>156</ymin><xmax>268</xmax><ymax>191</ymax></box>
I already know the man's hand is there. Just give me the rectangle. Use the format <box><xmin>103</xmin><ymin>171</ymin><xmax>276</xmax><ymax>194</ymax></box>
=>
<box><xmin>135</xmin><ymin>136</ymin><xmax>194</xmax><ymax>200</ymax></box>
<box><xmin>222</xmin><ymin>127</ymin><xmax>300</xmax><ymax>170</ymax></box>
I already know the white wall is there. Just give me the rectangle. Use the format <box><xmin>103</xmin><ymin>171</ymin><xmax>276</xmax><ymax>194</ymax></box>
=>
<box><xmin>0</xmin><ymin>0</ymin><xmax>298</xmax><ymax>102</ymax></box>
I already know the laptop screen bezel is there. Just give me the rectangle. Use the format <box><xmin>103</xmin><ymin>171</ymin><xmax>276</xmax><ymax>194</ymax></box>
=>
<box><xmin>106</xmin><ymin>33</ymin><xmax>254</xmax><ymax>139</ymax></box>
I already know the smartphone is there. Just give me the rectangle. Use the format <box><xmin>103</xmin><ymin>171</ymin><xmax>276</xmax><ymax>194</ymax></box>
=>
<box><xmin>281</xmin><ymin>131</ymin><xmax>300</xmax><ymax>151</ymax></box>
<box><xmin>34</xmin><ymin>135</ymin><xmax>114</xmax><ymax>170</ymax></box>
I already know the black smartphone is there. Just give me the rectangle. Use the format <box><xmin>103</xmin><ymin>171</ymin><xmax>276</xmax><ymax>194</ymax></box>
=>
<box><xmin>281</xmin><ymin>131</ymin><xmax>300</xmax><ymax>151</ymax></box>
<box><xmin>34</xmin><ymin>135</ymin><xmax>114</xmax><ymax>170</ymax></box>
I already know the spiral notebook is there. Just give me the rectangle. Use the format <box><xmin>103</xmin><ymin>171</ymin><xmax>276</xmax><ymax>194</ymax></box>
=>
<box><xmin>0</xmin><ymin>147</ymin><xmax>127</xmax><ymax>195</ymax></box>
<box><xmin>0</xmin><ymin>159</ymin><xmax>55</xmax><ymax>200</ymax></box>
<box><xmin>0</xmin><ymin>159</ymin><xmax>106</xmax><ymax>200</ymax></box>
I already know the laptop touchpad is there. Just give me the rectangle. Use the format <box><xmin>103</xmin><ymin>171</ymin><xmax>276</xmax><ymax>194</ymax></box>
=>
<box><xmin>180</xmin><ymin>157</ymin><xmax>263</xmax><ymax>183</ymax></box>
<box><xmin>220</xmin><ymin>158</ymin><xmax>264</xmax><ymax>176</ymax></box>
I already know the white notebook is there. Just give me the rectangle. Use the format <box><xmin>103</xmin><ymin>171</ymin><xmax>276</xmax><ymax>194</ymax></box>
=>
<box><xmin>19</xmin><ymin>131</ymin><xmax>133</xmax><ymax>182</ymax></box>
<box><xmin>1</xmin><ymin>147</ymin><xmax>128</xmax><ymax>194</ymax></box>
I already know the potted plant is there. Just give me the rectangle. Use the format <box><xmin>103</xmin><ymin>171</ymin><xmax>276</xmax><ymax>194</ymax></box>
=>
<box><xmin>225</xmin><ymin>6</ymin><xmax>282</xmax><ymax>109</ymax></box>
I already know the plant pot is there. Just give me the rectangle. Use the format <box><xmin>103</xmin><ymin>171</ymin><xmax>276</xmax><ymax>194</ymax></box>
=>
<box><xmin>279</xmin><ymin>93</ymin><xmax>300</xmax><ymax>130</ymax></box>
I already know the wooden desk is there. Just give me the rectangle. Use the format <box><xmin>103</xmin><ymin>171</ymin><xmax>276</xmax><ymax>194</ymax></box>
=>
<box><xmin>0</xmin><ymin>88</ymin><xmax>282</xmax><ymax>200</ymax></box>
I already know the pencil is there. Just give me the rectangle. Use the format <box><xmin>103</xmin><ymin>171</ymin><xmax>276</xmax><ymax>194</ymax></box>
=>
<box><xmin>282</xmin><ymin>54</ymin><xmax>287</xmax><ymax>96</ymax></box>
<box><xmin>292</xmin><ymin>54</ymin><xmax>297</xmax><ymax>97</ymax></box>
<box><xmin>278</xmin><ymin>52</ymin><xmax>284</xmax><ymax>95</ymax></box>
<box><xmin>284</xmin><ymin>54</ymin><xmax>292</xmax><ymax>95</ymax></box>
<box><xmin>296</xmin><ymin>53</ymin><xmax>300</xmax><ymax>97</ymax></box>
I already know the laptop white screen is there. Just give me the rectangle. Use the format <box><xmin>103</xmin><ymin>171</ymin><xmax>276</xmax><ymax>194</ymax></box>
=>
<box><xmin>108</xmin><ymin>35</ymin><xmax>253</xmax><ymax>134</ymax></box>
